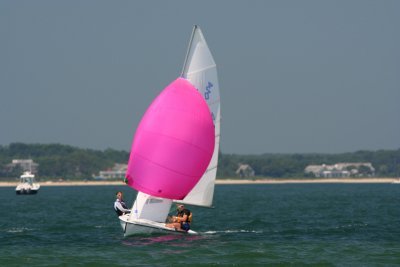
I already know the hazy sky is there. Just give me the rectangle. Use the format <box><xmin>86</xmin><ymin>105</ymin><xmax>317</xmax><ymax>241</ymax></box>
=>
<box><xmin>1</xmin><ymin>1</ymin><xmax>399</xmax><ymax>154</ymax></box>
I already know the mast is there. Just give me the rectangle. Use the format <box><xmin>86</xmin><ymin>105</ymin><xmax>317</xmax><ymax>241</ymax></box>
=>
<box><xmin>181</xmin><ymin>25</ymin><xmax>198</xmax><ymax>78</ymax></box>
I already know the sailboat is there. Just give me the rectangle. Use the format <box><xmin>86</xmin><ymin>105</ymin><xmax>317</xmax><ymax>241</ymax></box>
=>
<box><xmin>118</xmin><ymin>25</ymin><xmax>221</xmax><ymax>236</ymax></box>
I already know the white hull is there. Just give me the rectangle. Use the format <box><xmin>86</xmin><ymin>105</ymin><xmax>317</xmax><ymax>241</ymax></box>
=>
<box><xmin>16</xmin><ymin>171</ymin><xmax>40</xmax><ymax>195</ymax></box>
<box><xmin>119</xmin><ymin>214</ymin><xmax>197</xmax><ymax>237</ymax></box>
<box><xmin>15</xmin><ymin>184</ymin><xmax>40</xmax><ymax>195</ymax></box>
<box><xmin>16</xmin><ymin>189</ymin><xmax>39</xmax><ymax>194</ymax></box>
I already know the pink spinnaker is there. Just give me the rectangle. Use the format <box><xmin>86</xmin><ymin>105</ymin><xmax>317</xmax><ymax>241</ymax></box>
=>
<box><xmin>126</xmin><ymin>78</ymin><xmax>215</xmax><ymax>200</ymax></box>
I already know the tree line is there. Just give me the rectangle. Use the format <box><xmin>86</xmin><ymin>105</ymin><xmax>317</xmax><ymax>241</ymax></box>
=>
<box><xmin>218</xmin><ymin>150</ymin><xmax>400</xmax><ymax>178</ymax></box>
<box><xmin>0</xmin><ymin>143</ymin><xmax>399</xmax><ymax>180</ymax></box>
<box><xmin>0</xmin><ymin>143</ymin><xmax>128</xmax><ymax>180</ymax></box>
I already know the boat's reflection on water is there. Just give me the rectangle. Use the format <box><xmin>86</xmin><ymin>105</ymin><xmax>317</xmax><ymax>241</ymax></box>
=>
<box><xmin>122</xmin><ymin>234</ymin><xmax>207</xmax><ymax>247</ymax></box>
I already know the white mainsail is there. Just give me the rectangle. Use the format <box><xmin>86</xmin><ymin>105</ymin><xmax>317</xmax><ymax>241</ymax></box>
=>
<box><xmin>179</xmin><ymin>25</ymin><xmax>221</xmax><ymax>207</ymax></box>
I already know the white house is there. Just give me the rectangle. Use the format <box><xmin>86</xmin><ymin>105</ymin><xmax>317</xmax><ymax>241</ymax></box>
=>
<box><xmin>7</xmin><ymin>159</ymin><xmax>39</xmax><ymax>174</ymax></box>
<box><xmin>95</xmin><ymin>163</ymin><xmax>127</xmax><ymax>180</ymax></box>
<box><xmin>236</xmin><ymin>164</ymin><xmax>255</xmax><ymax>178</ymax></box>
<box><xmin>304</xmin><ymin>162</ymin><xmax>375</xmax><ymax>178</ymax></box>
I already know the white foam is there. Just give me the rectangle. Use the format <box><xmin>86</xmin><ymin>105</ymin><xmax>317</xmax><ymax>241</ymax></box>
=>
<box><xmin>201</xmin><ymin>229</ymin><xmax>262</xmax><ymax>234</ymax></box>
<box><xmin>6</xmin><ymin>227</ymin><xmax>32</xmax><ymax>233</ymax></box>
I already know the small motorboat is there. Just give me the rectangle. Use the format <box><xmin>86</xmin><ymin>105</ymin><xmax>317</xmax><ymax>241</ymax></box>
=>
<box><xmin>15</xmin><ymin>171</ymin><xmax>40</xmax><ymax>194</ymax></box>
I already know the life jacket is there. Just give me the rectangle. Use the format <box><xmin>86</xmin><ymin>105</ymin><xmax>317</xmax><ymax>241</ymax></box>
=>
<box><xmin>115</xmin><ymin>208</ymin><xmax>123</xmax><ymax>216</ymax></box>
<box><xmin>114</xmin><ymin>200</ymin><xmax>128</xmax><ymax>216</ymax></box>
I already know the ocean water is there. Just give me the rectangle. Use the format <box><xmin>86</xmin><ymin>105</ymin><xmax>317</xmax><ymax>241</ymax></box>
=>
<box><xmin>1</xmin><ymin>183</ymin><xmax>399</xmax><ymax>266</ymax></box>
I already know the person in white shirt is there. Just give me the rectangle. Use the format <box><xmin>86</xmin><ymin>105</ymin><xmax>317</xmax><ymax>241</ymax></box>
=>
<box><xmin>114</xmin><ymin>191</ymin><xmax>130</xmax><ymax>216</ymax></box>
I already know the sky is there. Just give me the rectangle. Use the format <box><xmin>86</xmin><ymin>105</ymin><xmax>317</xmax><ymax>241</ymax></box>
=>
<box><xmin>1</xmin><ymin>1</ymin><xmax>399</xmax><ymax>155</ymax></box>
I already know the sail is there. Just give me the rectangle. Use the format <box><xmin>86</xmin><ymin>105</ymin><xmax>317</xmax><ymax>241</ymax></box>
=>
<box><xmin>179</xmin><ymin>25</ymin><xmax>221</xmax><ymax>207</ymax></box>
<box><xmin>125</xmin><ymin>77</ymin><xmax>215</xmax><ymax>200</ymax></box>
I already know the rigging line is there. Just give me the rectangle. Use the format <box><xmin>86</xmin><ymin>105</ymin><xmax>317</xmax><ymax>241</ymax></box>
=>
<box><xmin>181</xmin><ymin>25</ymin><xmax>197</xmax><ymax>77</ymax></box>
<box><xmin>204</xmin><ymin>165</ymin><xmax>218</xmax><ymax>172</ymax></box>
<box><xmin>185</xmin><ymin>64</ymin><xmax>217</xmax><ymax>75</ymax></box>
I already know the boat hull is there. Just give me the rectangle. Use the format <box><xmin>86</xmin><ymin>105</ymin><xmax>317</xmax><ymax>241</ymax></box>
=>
<box><xmin>119</xmin><ymin>214</ymin><xmax>197</xmax><ymax>236</ymax></box>
<box><xmin>15</xmin><ymin>184</ymin><xmax>40</xmax><ymax>195</ymax></box>
<box><xmin>16</xmin><ymin>188</ymin><xmax>39</xmax><ymax>195</ymax></box>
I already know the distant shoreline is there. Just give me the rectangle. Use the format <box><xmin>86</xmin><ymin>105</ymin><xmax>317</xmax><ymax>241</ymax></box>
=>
<box><xmin>0</xmin><ymin>178</ymin><xmax>397</xmax><ymax>187</ymax></box>
<box><xmin>215</xmin><ymin>178</ymin><xmax>397</xmax><ymax>184</ymax></box>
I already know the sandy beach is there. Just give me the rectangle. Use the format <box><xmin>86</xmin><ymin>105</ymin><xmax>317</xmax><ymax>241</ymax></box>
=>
<box><xmin>0</xmin><ymin>178</ymin><xmax>397</xmax><ymax>187</ymax></box>
<box><xmin>215</xmin><ymin>178</ymin><xmax>397</xmax><ymax>184</ymax></box>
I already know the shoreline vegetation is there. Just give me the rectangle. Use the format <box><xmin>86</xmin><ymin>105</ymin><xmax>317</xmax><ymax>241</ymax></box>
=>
<box><xmin>1</xmin><ymin>144</ymin><xmax>399</xmax><ymax>180</ymax></box>
<box><xmin>1</xmin><ymin>178</ymin><xmax>397</xmax><ymax>187</ymax></box>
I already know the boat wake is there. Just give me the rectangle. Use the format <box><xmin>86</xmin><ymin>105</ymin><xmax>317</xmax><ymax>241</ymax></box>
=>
<box><xmin>6</xmin><ymin>227</ymin><xmax>33</xmax><ymax>233</ymax></box>
<box><xmin>202</xmin><ymin>229</ymin><xmax>263</xmax><ymax>235</ymax></box>
<box><xmin>122</xmin><ymin>234</ymin><xmax>205</xmax><ymax>246</ymax></box>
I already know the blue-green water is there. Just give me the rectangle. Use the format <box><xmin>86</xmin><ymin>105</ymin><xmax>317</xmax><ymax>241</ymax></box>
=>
<box><xmin>1</xmin><ymin>184</ymin><xmax>400</xmax><ymax>266</ymax></box>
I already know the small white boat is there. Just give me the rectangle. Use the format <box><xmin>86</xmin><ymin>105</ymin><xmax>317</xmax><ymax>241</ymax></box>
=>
<box><xmin>15</xmin><ymin>171</ymin><xmax>40</xmax><ymax>195</ymax></box>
